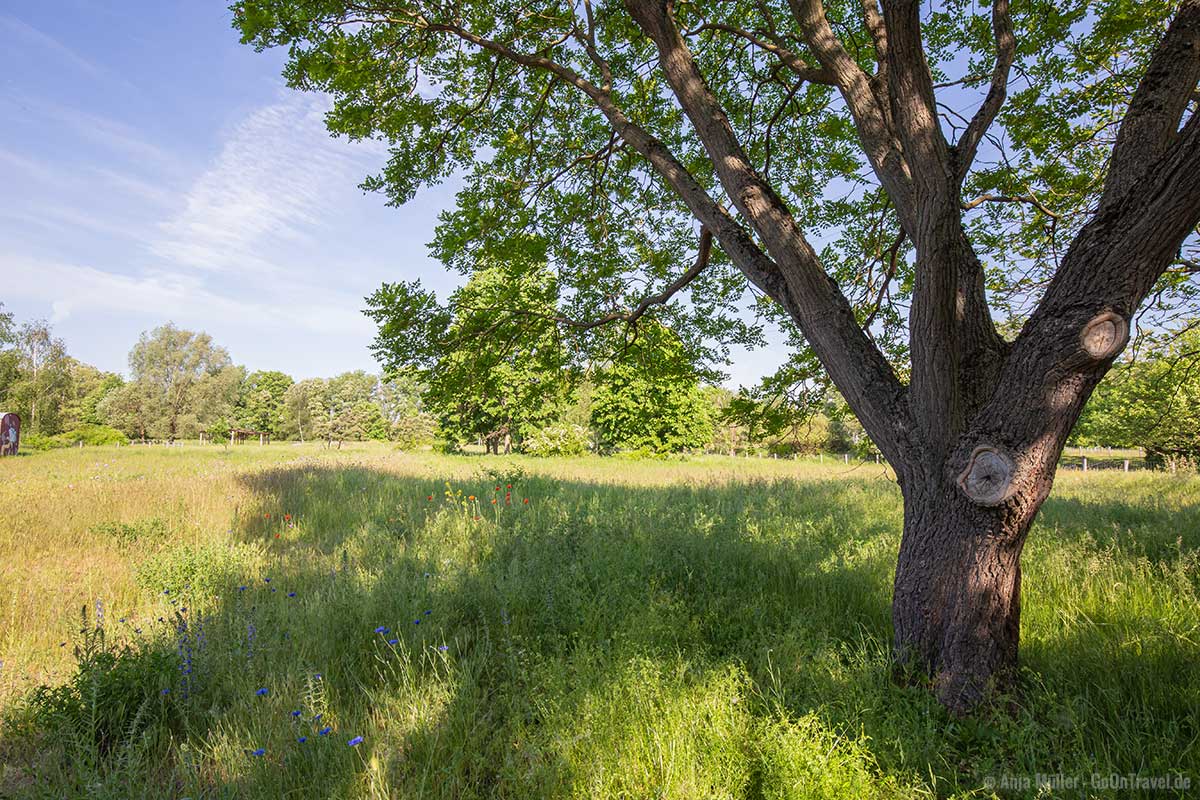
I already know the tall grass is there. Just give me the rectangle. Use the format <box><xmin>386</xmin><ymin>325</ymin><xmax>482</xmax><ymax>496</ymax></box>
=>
<box><xmin>0</xmin><ymin>444</ymin><xmax>1196</xmax><ymax>798</ymax></box>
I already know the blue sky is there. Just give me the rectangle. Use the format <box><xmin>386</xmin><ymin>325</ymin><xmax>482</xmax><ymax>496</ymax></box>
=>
<box><xmin>0</xmin><ymin>3</ymin><xmax>785</xmax><ymax>386</ymax></box>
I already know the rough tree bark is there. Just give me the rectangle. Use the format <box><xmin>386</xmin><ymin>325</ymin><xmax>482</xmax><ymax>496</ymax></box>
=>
<box><xmin>281</xmin><ymin>0</ymin><xmax>1200</xmax><ymax>712</ymax></box>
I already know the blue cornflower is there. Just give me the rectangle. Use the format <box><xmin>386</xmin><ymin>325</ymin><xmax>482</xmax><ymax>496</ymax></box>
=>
<box><xmin>387</xmin><ymin>638</ymin><xmax>398</xmax><ymax>645</ymax></box>
<box><xmin>251</xmin><ymin>748</ymin><xmax>265</xmax><ymax>757</ymax></box>
<box><xmin>438</xmin><ymin>645</ymin><xmax>449</xmax><ymax>652</ymax></box>
<box><xmin>424</xmin><ymin>609</ymin><xmax>432</xmax><ymax>615</ymax></box>
<box><xmin>238</xmin><ymin>586</ymin><xmax>247</xmax><ymax>591</ymax></box>
<box><xmin>255</xmin><ymin>687</ymin><xmax>269</xmax><ymax>696</ymax></box>
<box><xmin>318</xmin><ymin>727</ymin><xmax>332</xmax><ymax>736</ymax></box>
<box><xmin>373</xmin><ymin>626</ymin><xmax>389</xmax><ymax>634</ymax></box>
<box><xmin>297</xmin><ymin>736</ymin><xmax>307</xmax><ymax>743</ymax></box>
<box><xmin>291</xmin><ymin>710</ymin><xmax>302</xmax><ymax>717</ymax></box>
<box><xmin>313</xmin><ymin>713</ymin><xmax>322</xmax><ymax>720</ymax></box>
<box><xmin>314</xmin><ymin>674</ymin><xmax>323</xmax><ymax>680</ymax></box>
<box><xmin>413</xmin><ymin>619</ymin><xmax>421</xmax><ymax>625</ymax></box>
<box><xmin>163</xmin><ymin>590</ymin><xmax>170</xmax><ymax>595</ymax></box>
<box><xmin>347</xmin><ymin>736</ymin><xmax>364</xmax><ymax>747</ymax></box>
<box><xmin>161</xmin><ymin>688</ymin><xmax>170</xmax><ymax>694</ymax></box>
<box><xmin>287</xmin><ymin>592</ymin><xmax>296</xmax><ymax>598</ymax></box>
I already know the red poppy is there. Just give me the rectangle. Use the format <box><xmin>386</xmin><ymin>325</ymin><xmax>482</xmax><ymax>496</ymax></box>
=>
<box><xmin>506</xmin><ymin>484</ymin><xmax>512</xmax><ymax>489</ymax></box>
<box><xmin>491</xmin><ymin>498</ymin><xmax>497</xmax><ymax>504</ymax></box>
<box><xmin>264</xmin><ymin>513</ymin><xmax>271</xmax><ymax>519</ymax></box>
<box><xmin>523</xmin><ymin>498</ymin><xmax>529</xmax><ymax>504</ymax></box>
<box><xmin>275</xmin><ymin>533</ymin><xmax>280</xmax><ymax>539</ymax></box>
<box><xmin>284</xmin><ymin>514</ymin><xmax>292</xmax><ymax>521</ymax></box>
<box><xmin>427</xmin><ymin>495</ymin><xmax>433</xmax><ymax>501</ymax></box>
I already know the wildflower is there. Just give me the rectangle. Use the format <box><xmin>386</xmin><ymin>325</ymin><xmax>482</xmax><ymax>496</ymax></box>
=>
<box><xmin>238</xmin><ymin>586</ymin><xmax>247</xmax><ymax>591</ymax></box>
<box><xmin>163</xmin><ymin>589</ymin><xmax>170</xmax><ymax>595</ymax></box>
<box><xmin>374</xmin><ymin>626</ymin><xmax>389</xmax><ymax>634</ymax></box>
<box><xmin>287</xmin><ymin>592</ymin><xmax>296</xmax><ymax>598</ymax></box>
<box><xmin>468</xmin><ymin>495</ymin><xmax>475</xmax><ymax>501</ymax></box>
<box><xmin>413</xmin><ymin>619</ymin><xmax>421</xmax><ymax>625</ymax></box>
<box><xmin>275</xmin><ymin>533</ymin><xmax>281</xmax><ymax>539</ymax></box>
<box><xmin>492</xmin><ymin>499</ymin><xmax>497</xmax><ymax>504</ymax></box>
<box><xmin>427</xmin><ymin>495</ymin><xmax>432</xmax><ymax>501</ymax></box>
<box><xmin>523</xmin><ymin>498</ymin><xmax>529</xmax><ymax>504</ymax></box>
<box><xmin>507</xmin><ymin>484</ymin><xmax>511</xmax><ymax>489</ymax></box>
<box><xmin>424</xmin><ymin>609</ymin><xmax>431</xmax><ymax>615</ymax></box>
<box><xmin>265</xmin><ymin>514</ymin><xmax>270</xmax><ymax>519</ymax></box>
<box><xmin>291</xmin><ymin>710</ymin><xmax>302</xmax><ymax>717</ymax></box>
<box><xmin>264</xmin><ymin>578</ymin><xmax>271</xmax><ymax>583</ymax></box>
<box><xmin>438</xmin><ymin>645</ymin><xmax>448</xmax><ymax>652</ymax></box>
<box><xmin>387</xmin><ymin>638</ymin><xmax>398</xmax><ymax>645</ymax></box>
<box><xmin>251</xmin><ymin>748</ymin><xmax>265</xmax><ymax>757</ymax></box>
<box><xmin>348</xmin><ymin>736</ymin><xmax>364</xmax><ymax>747</ymax></box>
<box><xmin>314</xmin><ymin>675</ymin><xmax>322</xmax><ymax>681</ymax></box>
<box><xmin>297</xmin><ymin>736</ymin><xmax>307</xmax><ymax>743</ymax></box>
<box><xmin>318</xmin><ymin>727</ymin><xmax>332</xmax><ymax>736</ymax></box>
<box><xmin>256</xmin><ymin>687</ymin><xmax>269</xmax><ymax>696</ymax></box>
<box><xmin>161</xmin><ymin>688</ymin><xmax>170</xmax><ymax>694</ymax></box>
<box><xmin>284</xmin><ymin>514</ymin><xmax>292</xmax><ymax>521</ymax></box>
<box><xmin>474</xmin><ymin>516</ymin><xmax>481</xmax><ymax>521</ymax></box>
<box><xmin>495</xmin><ymin>486</ymin><xmax>500</xmax><ymax>491</ymax></box>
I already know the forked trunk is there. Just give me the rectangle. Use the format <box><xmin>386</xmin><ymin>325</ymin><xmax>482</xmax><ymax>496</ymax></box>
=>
<box><xmin>892</xmin><ymin>461</ymin><xmax>1055</xmax><ymax>713</ymax></box>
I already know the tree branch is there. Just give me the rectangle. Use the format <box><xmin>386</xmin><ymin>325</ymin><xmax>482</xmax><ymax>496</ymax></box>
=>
<box><xmin>954</xmin><ymin>0</ymin><xmax>1014</xmax><ymax>182</ymax></box>
<box><xmin>682</xmin><ymin>22</ymin><xmax>836</xmax><ymax>84</ymax></box>
<box><xmin>1103</xmin><ymin>0</ymin><xmax>1200</xmax><ymax>205</ymax></box>
<box><xmin>625</xmin><ymin>0</ymin><xmax>916</xmax><ymax>469</ymax></box>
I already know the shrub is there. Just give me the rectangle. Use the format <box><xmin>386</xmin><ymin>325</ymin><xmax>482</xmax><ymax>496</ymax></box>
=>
<box><xmin>523</xmin><ymin>422</ymin><xmax>591</xmax><ymax>457</ymax></box>
<box><xmin>54</xmin><ymin>425</ymin><xmax>130</xmax><ymax>447</ymax></box>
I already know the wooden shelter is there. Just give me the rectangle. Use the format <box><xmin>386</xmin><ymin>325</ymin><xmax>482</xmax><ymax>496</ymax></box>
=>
<box><xmin>0</xmin><ymin>413</ymin><xmax>19</xmax><ymax>456</ymax></box>
<box><xmin>230</xmin><ymin>428</ymin><xmax>271</xmax><ymax>445</ymax></box>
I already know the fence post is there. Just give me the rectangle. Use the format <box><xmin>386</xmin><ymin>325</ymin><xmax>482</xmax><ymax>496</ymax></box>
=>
<box><xmin>1124</xmin><ymin>459</ymin><xmax>1129</xmax><ymax>473</ymax></box>
<box><xmin>844</xmin><ymin>453</ymin><xmax>849</xmax><ymax>464</ymax></box>
<box><xmin>1083</xmin><ymin>456</ymin><xmax>1088</xmax><ymax>472</ymax></box>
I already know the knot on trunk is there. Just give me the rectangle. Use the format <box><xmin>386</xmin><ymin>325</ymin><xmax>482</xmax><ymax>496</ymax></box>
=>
<box><xmin>958</xmin><ymin>446</ymin><xmax>1016</xmax><ymax>506</ymax></box>
<box><xmin>1080</xmin><ymin>311</ymin><xmax>1128</xmax><ymax>360</ymax></box>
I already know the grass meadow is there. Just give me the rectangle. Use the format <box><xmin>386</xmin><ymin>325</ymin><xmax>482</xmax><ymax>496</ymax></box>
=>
<box><xmin>0</xmin><ymin>443</ymin><xmax>1197</xmax><ymax>798</ymax></box>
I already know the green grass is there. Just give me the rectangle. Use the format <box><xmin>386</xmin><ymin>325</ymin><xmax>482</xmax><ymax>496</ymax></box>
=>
<box><xmin>0</xmin><ymin>444</ymin><xmax>1197</xmax><ymax>798</ymax></box>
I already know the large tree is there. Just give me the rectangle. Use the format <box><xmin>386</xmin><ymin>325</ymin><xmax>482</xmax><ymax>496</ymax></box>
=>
<box><xmin>366</xmin><ymin>259</ymin><xmax>575</xmax><ymax>453</ymax></box>
<box><xmin>8</xmin><ymin>321</ymin><xmax>73</xmax><ymax>436</ymax></box>
<box><xmin>127</xmin><ymin>324</ymin><xmax>234</xmax><ymax>441</ymax></box>
<box><xmin>236</xmin><ymin>0</ymin><xmax>1200</xmax><ymax>711</ymax></box>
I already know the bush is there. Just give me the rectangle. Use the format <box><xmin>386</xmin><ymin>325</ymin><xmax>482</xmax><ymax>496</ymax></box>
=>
<box><xmin>54</xmin><ymin>425</ymin><xmax>130</xmax><ymax>447</ymax></box>
<box><xmin>523</xmin><ymin>422</ymin><xmax>591</xmax><ymax>457</ymax></box>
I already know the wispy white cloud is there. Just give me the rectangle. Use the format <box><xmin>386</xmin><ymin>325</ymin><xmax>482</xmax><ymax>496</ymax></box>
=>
<box><xmin>3</xmin><ymin>254</ymin><xmax>375</xmax><ymax>337</ymax></box>
<box><xmin>150</xmin><ymin>93</ymin><xmax>384</xmax><ymax>275</ymax></box>
<box><xmin>0</xmin><ymin>15</ymin><xmax>107</xmax><ymax>82</ymax></box>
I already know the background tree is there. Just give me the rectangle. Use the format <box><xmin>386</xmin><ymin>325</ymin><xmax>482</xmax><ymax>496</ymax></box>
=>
<box><xmin>62</xmin><ymin>361</ymin><xmax>123</xmax><ymax>430</ymax></box>
<box><xmin>238</xmin><ymin>0</ymin><xmax>1200</xmax><ymax>711</ymax></box>
<box><xmin>0</xmin><ymin>304</ymin><xmax>20</xmax><ymax>412</ymax></box>
<box><xmin>8</xmin><ymin>321</ymin><xmax>73</xmax><ymax>436</ymax></box>
<box><xmin>237</xmin><ymin>370</ymin><xmax>294</xmax><ymax>438</ymax></box>
<box><xmin>377</xmin><ymin>373</ymin><xmax>437</xmax><ymax>448</ymax></box>
<box><xmin>1075</xmin><ymin>324</ymin><xmax>1200</xmax><ymax>468</ymax></box>
<box><xmin>366</xmin><ymin>258</ymin><xmax>575</xmax><ymax>453</ymax></box>
<box><xmin>127</xmin><ymin>324</ymin><xmax>232</xmax><ymax>441</ymax></box>
<box><xmin>591</xmin><ymin>323</ymin><xmax>714</xmax><ymax>453</ymax></box>
<box><xmin>282</xmin><ymin>378</ymin><xmax>324</xmax><ymax>441</ymax></box>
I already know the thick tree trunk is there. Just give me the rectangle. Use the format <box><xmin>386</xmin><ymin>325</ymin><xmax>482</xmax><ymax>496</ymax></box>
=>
<box><xmin>892</xmin><ymin>454</ymin><xmax>1056</xmax><ymax>713</ymax></box>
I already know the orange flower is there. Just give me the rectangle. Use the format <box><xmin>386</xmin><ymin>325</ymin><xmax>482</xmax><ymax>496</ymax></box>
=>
<box><xmin>427</xmin><ymin>495</ymin><xmax>433</xmax><ymax>501</ymax></box>
<box><xmin>284</xmin><ymin>514</ymin><xmax>292</xmax><ymax>521</ymax></box>
<box><xmin>523</xmin><ymin>498</ymin><xmax>529</xmax><ymax>504</ymax></box>
<box><xmin>274</xmin><ymin>533</ymin><xmax>280</xmax><ymax>539</ymax></box>
<box><xmin>468</xmin><ymin>495</ymin><xmax>475</xmax><ymax>501</ymax></box>
<box><xmin>491</xmin><ymin>498</ymin><xmax>497</xmax><ymax>504</ymax></box>
<box><xmin>264</xmin><ymin>513</ymin><xmax>271</xmax><ymax>519</ymax></box>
